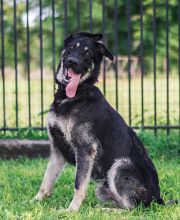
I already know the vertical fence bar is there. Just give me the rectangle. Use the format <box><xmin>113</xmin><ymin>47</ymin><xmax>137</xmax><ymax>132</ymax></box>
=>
<box><xmin>114</xmin><ymin>0</ymin><xmax>118</xmax><ymax>111</ymax></box>
<box><xmin>89</xmin><ymin>0</ymin><xmax>92</xmax><ymax>32</ymax></box>
<box><xmin>64</xmin><ymin>0</ymin><xmax>68</xmax><ymax>38</ymax></box>
<box><xmin>102</xmin><ymin>0</ymin><xmax>106</xmax><ymax>96</ymax></box>
<box><xmin>127</xmin><ymin>0</ymin><xmax>131</xmax><ymax>125</ymax></box>
<box><xmin>178</xmin><ymin>0</ymin><xmax>180</xmax><ymax>141</ymax></box>
<box><xmin>165</xmin><ymin>0</ymin><xmax>169</xmax><ymax>135</ymax></box>
<box><xmin>39</xmin><ymin>0</ymin><xmax>44</xmax><ymax>128</ymax></box>
<box><xmin>14</xmin><ymin>0</ymin><xmax>18</xmax><ymax>128</ymax></box>
<box><xmin>52</xmin><ymin>0</ymin><xmax>56</xmax><ymax>92</ymax></box>
<box><xmin>140</xmin><ymin>0</ymin><xmax>144</xmax><ymax>128</ymax></box>
<box><xmin>0</xmin><ymin>0</ymin><xmax>6</xmax><ymax>132</ymax></box>
<box><xmin>77</xmin><ymin>0</ymin><xmax>80</xmax><ymax>31</ymax></box>
<box><xmin>26</xmin><ymin>0</ymin><xmax>31</xmax><ymax>127</ymax></box>
<box><xmin>153</xmin><ymin>0</ymin><xmax>157</xmax><ymax>134</ymax></box>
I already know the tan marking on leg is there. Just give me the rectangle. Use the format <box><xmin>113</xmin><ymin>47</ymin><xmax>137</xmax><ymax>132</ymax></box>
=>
<box><xmin>91</xmin><ymin>143</ymin><xmax>98</xmax><ymax>159</ymax></box>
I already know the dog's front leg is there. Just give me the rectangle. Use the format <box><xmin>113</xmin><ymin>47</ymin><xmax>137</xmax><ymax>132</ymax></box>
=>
<box><xmin>68</xmin><ymin>146</ymin><xmax>96</xmax><ymax>211</ymax></box>
<box><xmin>34</xmin><ymin>145</ymin><xmax>66</xmax><ymax>200</ymax></box>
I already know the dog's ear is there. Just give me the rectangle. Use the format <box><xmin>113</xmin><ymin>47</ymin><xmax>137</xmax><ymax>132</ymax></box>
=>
<box><xmin>76</xmin><ymin>32</ymin><xmax>103</xmax><ymax>41</ymax></box>
<box><xmin>64</xmin><ymin>34</ymin><xmax>73</xmax><ymax>47</ymax></box>
<box><xmin>96</xmin><ymin>41</ymin><xmax>114</xmax><ymax>61</ymax></box>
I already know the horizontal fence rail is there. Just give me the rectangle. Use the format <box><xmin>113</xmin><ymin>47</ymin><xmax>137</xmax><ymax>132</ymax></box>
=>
<box><xmin>0</xmin><ymin>0</ymin><xmax>180</xmax><ymax>134</ymax></box>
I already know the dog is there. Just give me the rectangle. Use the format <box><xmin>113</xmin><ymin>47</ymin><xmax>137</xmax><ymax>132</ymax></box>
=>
<box><xmin>34</xmin><ymin>32</ymin><xmax>164</xmax><ymax>211</ymax></box>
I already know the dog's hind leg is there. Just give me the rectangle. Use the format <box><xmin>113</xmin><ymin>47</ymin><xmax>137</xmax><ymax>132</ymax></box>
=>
<box><xmin>95</xmin><ymin>182</ymin><xmax>112</xmax><ymax>202</ymax></box>
<box><xmin>107</xmin><ymin>158</ymin><xmax>138</xmax><ymax>209</ymax></box>
<box><xmin>34</xmin><ymin>145</ymin><xmax>66</xmax><ymax>201</ymax></box>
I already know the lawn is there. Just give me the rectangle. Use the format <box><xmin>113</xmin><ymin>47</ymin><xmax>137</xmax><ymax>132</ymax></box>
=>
<box><xmin>0</xmin><ymin>132</ymin><xmax>179</xmax><ymax>220</ymax></box>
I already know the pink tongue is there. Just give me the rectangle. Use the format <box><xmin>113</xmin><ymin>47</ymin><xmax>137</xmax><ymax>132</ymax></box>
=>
<box><xmin>66</xmin><ymin>69</ymin><xmax>81</xmax><ymax>98</ymax></box>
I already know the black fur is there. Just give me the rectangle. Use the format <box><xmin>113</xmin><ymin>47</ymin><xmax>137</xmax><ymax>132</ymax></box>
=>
<box><xmin>45</xmin><ymin>32</ymin><xmax>164</xmax><ymax>209</ymax></box>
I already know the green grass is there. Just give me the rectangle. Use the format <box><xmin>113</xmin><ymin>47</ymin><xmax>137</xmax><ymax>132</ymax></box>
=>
<box><xmin>0</xmin><ymin>158</ymin><xmax>179</xmax><ymax>219</ymax></box>
<box><xmin>0</xmin><ymin>132</ymin><xmax>179</xmax><ymax>220</ymax></box>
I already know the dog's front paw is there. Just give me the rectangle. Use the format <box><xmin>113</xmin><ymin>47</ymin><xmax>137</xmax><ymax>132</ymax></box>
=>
<box><xmin>58</xmin><ymin>208</ymin><xmax>74</xmax><ymax>213</ymax></box>
<box><xmin>67</xmin><ymin>201</ymin><xmax>80</xmax><ymax>212</ymax></box>
<box><xmin>33</xmin><ymin>190</ymin><xmax>51</xmax><ymax>201</ymax></box>
<box><xmin>66</xmin><ymin>207</ymin><xmax>78</xmax><ymax>212</ymax></box>
<box><xmin>33</xmin><ymin>193</ymin><xmax>43</xmax><ymax>201</ymax></box>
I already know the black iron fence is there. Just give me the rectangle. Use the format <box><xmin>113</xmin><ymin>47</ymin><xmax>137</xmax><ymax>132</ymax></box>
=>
<box><xmin>0</xmin><ymin>0</ymin><xmax>180</xmax><ymax>133</ymax></box>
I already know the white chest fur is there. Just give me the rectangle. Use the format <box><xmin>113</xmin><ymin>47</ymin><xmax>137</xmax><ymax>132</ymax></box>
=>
<box><xmin>47</xmin><ymin>111</ymin><xmax>75</xmax><ymax>143</ymax></box>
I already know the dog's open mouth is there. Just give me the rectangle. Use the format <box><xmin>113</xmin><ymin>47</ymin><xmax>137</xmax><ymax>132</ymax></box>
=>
<box><xmin>63</xmin><ymin>68</ymin><xmax>81</xmax><ymax>98</ymax></box>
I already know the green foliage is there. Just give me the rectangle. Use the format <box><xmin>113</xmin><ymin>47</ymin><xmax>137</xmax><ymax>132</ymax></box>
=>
<box><xmin>0</xmin><ymin>128</ymin><xmax>48</xmax><ymax>140</ymax></box>
<box><xmin>0</xmin><ymin>1</ymin><xmax>179</xmax><ymax>73</ymax></box>
<box><xmin>138</xmin><ymin>130</ymin><xmax>180</xmax><ymax>158</ymax></box>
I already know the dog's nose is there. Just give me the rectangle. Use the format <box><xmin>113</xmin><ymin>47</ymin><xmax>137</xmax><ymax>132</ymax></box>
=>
<box><xmin>68</xmin><ymin>57</ymin><xmax>79</xmax><ymax>66</ymax></box>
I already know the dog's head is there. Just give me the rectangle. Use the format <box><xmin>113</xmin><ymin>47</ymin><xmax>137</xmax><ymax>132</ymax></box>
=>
<box><xmin>56</xmin><ymin>32</ymin><xmax>114</xmax><ymax>98</ymax></box>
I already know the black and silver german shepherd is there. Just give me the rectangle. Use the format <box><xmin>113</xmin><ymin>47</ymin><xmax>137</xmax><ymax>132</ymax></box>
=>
<box><xmin>34</xmin><ymin>32</ymin><xmax>164</xmax><ymax>211</ymax></box>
